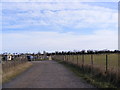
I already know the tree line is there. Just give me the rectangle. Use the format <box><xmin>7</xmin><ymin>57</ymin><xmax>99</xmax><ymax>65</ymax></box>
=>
<box><xmin>46</xmin><ymin>50</ymin><xmax>120</xmax><ymax>55</ymax></box>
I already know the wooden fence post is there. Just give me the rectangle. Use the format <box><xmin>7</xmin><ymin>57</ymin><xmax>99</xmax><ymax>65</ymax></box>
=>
<box><xmin>67</xmin><ymin>55</ymin><xmax>68</xmax><ymax>62</ymax></box>
<box><xmin>91</xmin><ymin>54</ymin><xmax>93</xmax><ymax>69</ymax></box>
<box><xmin>74</xmin><ymin>55</ymin><xmax>75</xmax><ymax>65</ymax></box>
<box><xmin>64</xmin><ymin>55</ymin><xmax>66</xmax><ymax>61</ymax></box>
<box><xmin>74</xmin><ymin>55</ymin><xmax>75</xmax><ymax>64</ymax></box>
<box><xmin>68</xmin><ymin>55</ymin><xmax>70</xmax><ymax>63</ymax></box>
<box><xmin>82</xmin><ymin>55</ymin><xmax>84</xmax><ymax>68</ymax></box>
<box><xmin>105</xmin><ymin>54</ymin><xmax>108</xmax><ymax>74</ymax></box>
<box><xmin>117</xmin><ymin>53</ymin><xmax>119</xmax><ymax>83</ymax></box>
<box><xmin>73</xmin><ymin>55</ymin><xmax>74</xmax><ymax>64</ymax></box>
<box><xmin>91</xmin><ymin>54</ymin><xmax>94</xmax><ymax>74</ymax></box>
<box><xmin>65</xmin><ymin>55</ymin><xmax>66</xmax><ymax>61</ymax></box>
<box><xmin>72</xmin><ymin>55</ymin><xmax>74</xmax><ymax>64</ymax></box>
<box><xmin>77</xmin><ymin>55</ymin><xmax>78</xmax><ymax>66</ymax></box>
<box><xmin>64</xmin><ymin>55</ymin><xmax>65</xmax><ymax>61</ymax></box>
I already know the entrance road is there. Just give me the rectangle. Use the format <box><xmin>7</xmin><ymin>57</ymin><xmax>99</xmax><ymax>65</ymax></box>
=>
<box><xmin>3</xmin><ymin>60</ymin><xmax>95</xmax><ymax>88</ymax></box>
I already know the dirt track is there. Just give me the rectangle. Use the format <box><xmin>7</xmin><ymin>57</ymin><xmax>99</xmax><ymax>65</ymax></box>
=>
<box><xmin>3</xmin><ymin>60</ymin><xmax>95</xmax><ymax>88</ymax></box>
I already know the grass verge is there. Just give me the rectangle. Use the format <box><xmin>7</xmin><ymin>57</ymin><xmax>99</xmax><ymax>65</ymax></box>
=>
<box><xmin>2</xmin><ymin>62</ymin><xmax>33</xmax><ymax>84</ymax></box>
<box><xmin>56</xmin><ymin>60</ymin><xmax>118</xmax><ymax>88</ymax></box>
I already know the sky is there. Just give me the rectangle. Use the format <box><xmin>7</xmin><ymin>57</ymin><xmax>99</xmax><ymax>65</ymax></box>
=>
<box><xmin>1</xmin><ymin>0</ymin><xmax>118</xmax><ymax>53</ymax></box>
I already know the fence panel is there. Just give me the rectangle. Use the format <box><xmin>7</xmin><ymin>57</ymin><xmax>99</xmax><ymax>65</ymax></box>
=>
<box><xmin>92</xmin><ymin>54</ymin><xmax>106</xmax><ymax>74</ymax></box>
<box><xmin>77</xmin><ymin>55</ymin><xmax>83</xmax><ymax>67</ymax></box>
<box><xmin>53</xmin><ymin>53</ymin><xmax>120</xmax><ymax>83</ymax></box>
<box><xmin>2</xmin><ymin>56</ymin><xmax>28</xmax><ymax>74</ymax></box>
<box><xmin>108</xmin><ymin>54</ymin><xmax>118</xmax><ymax>76</ymax></box>
<box><xmin>84</xmin><ymin>55</ymin><xmax>91</xmax><ymax>67</ymax></box>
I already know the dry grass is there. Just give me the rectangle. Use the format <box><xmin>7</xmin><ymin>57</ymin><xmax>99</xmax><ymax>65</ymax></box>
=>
<box><xmin>2</xmin><ymin>62</ymin><xmax>32</xmax><ymax>83</ymax></box>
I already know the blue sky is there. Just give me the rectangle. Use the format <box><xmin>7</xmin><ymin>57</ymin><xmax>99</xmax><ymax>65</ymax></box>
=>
<box><xmin>1</xmin><ymin>1</ymin><xmax>118</xmax><ymax>53</ymax></box>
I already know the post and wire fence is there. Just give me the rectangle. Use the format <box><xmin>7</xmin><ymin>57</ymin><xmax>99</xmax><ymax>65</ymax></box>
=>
<box><xmin>2</xmin><ymin>55</ymin><xmax>28</xmax><ymax>74</ymax></box>
<box><xmin>53</xmin><ymin>53</ymin><xmax>119</xmax><ymax>84</ymax></box>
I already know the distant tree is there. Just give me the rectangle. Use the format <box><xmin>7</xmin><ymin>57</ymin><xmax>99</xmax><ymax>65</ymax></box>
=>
<box><xmin>81</xmin><ymin>50</ymin><xmax>86</xmax><ymax>54</ymax></box>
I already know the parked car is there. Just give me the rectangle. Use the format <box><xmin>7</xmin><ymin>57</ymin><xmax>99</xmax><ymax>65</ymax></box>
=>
<box><xmin>27</xmin><ymin>55</ymin><xmax>33</xmax><ymax>61</ymax></box>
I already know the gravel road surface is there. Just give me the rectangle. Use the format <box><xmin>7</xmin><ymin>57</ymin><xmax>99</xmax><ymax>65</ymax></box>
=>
<box><xmin>3</xmin><ymin>60</ymin><xmax>95</xmax><ymax>88</ymax></box>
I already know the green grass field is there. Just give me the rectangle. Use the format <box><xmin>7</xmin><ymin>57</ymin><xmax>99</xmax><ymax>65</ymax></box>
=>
<box><xmin>53</xmin><ymin>53</ymin><xmax>119</xmax><ymax>86</ymax></box>
<box><xmin>65</xmin><ymin>54</ymin><xmax>118</xmax><ymax>76</ymax></box>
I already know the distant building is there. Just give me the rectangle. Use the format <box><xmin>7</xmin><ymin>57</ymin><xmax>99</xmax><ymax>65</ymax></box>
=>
<box><xmin>2</xmin><ymin>54</ymin><xmax>13</xmax><ymax>61</ymax></box>
<box><xmin>43</xmin><ymin>51</ymin><xmax>47</xmax><ymax>59</ymax></box>
<box><xmin>7</xmin><ymin>54</ymin><xmax>12</xmax><ymax>60</ymax></box>
<box><xmin>49</xmin><ymin>56</ymin><xmax>52</xmax><ymax>60</ymax></box>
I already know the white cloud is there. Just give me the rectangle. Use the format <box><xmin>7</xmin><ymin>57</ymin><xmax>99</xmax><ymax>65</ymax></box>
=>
<box><xmin>1</xmin><ymin>0</ymin><xmax>119</xmax><ymax>2</ymax></box>
<box><xmin>0</xmin><ymin>33</ymin><xmax>2</xmax><ymax>54</ymax></box>
<box><xmin>2</xmin><ymin>2</ymin><xmax>117</xmax><ymax>30</ymax></box>
<box><xmin>2</xmin><ymin>2</ymin><xmax>118</xmax><ymax>53</ymax></box>
<box><xmin>0</xmin><ymin>3</ymin><xmax>2</xmax><ymax>54</ymax></box>
<box><xmin>2</xmin><ymin>30</ymin><xmax>118</xmax><ymax>53</ymax></box>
